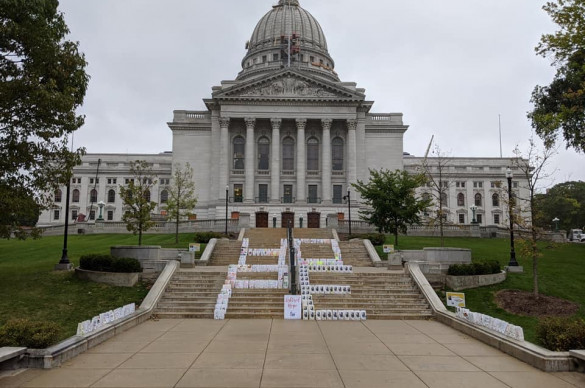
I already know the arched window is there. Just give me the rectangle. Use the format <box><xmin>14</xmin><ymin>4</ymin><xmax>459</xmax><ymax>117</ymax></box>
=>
<box><xmin>332</xmin><ymin>137</ymin><xmax>344</xmax><ymax>171</ymax></box>
<box><xmin>233</xmin><ymin>136</ymin><xmax>245</xmax><ymax>170</ymax></box>
<box><xmin>54</xmin><ymin>189</ymin><xmax>62</xmax><ymax>203</ymax></box>
<box><xmin>90</xmin><ymin>189</ymin><xmax>98</xmax><ymax>203</ymax></box>
<box><xmin>307</xmin><ymin>137</ymin><xmax>319</xmax><ymax>171</ymax></box>
<box><xmin>422</xmin><ymin>192</ymin><xmax>431</xmax><ymax>202</ymax></box>
<box><xmin>492</xmin><ymin>193</ymin><xmax>500</xmax><ymax>207</ymax></box>
<box><xmin>282</xmin><ymin>137</ymin><xmax>295</xmax><ymax>171</ymax></box>
<box><xmin>457</xmin><ymin>193</ymin><xmax>465</xmax><ymax>207</ymax></box>
<box><xmin>440</xmin><ymin>192</ymin><xmax>448</xmax><ymax>207</ymax></box>
<box><xmin>257</xmin><ymin>137</ymin><xmax>270</xmax><ymax>170</ymax></box>
<box><xmin>475</xmin><ymin>193</ymin><xmax>482</xmax><ymax>207</ymax></box>
<box><xmin>72</xmin><ymin>189</ymin><xmax>80</xmax><ymax>203</ymax></box>
<box><xmin>160</xmin><ymin>190</ymin><xmax>168</xmax><ymax>204</ymax></box>
<box><xmin>108</xmin><ymin>189</ymin><xmax>116</xmax><ymax>203</ymax></box>
<box><xmin>144</xmin><ymin>189</ymin><xmax>151</xmax><ymax>202</ymax></box>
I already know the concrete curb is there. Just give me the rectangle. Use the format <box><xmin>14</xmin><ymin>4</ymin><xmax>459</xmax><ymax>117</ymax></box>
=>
<box><xmin>331</xmin><ymin>229</ymin><xmax>340</xmax><ymax>242</ymax></box>
<box><xmin>237</xmin><ymin>228</ymin><xmax>245</xmax><ymax>241</ymax></box>
<box><xmin>199</xmin><ymin>239</ymin><xmax>217</xmax><ymax>265</ymax></box>
<box><xmin>362</xmin><ymin>239</ymin><xmax>383</xmax><ymax>267</ymax></box>
<box><xmin>407</xmin><ymin>262</ymin><xmax>575</xmax><ymax>372</ymax></box>
<box><xmin>24</xmin><ymin>261</ymin><xmax>179</xmax><ymax>369</ymax></box>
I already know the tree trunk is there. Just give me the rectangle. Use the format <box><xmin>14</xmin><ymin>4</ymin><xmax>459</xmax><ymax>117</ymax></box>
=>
<box><xmin>175</xmin><ymin>213</ymin><xmax>179</xmax><ymax>244</ymax></box>
<box><xmin>394</xmin><ymin>231</ymin><xmax>398</xmax><ymax>248</ymax></box>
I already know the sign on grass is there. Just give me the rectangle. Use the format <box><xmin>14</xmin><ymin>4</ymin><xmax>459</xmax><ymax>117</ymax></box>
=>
<box><xmin>189</xmin><ymin>243</ymin><xmax>201</xmax><ymax>252</ymax></box>
<box><xmin>446</xmin><ymin>292</ymin><xmax>466</xmax><ymax>307</ymax></box>
<box><xmin>383</xmin><ymin>245</ymin><xmax>395</xmax><ymax>253</ymax></box>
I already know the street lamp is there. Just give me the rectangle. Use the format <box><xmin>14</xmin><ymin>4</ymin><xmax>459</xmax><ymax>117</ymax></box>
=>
<box><xmin>55</xmin><ymin>180</ymin><xmax>72</xmax><ymax>271</ymax></box>
<box><xmin>469</xmin><ymin>205</ymin><xmax>477</xmax><ymax>224</ymax></box>
<box><xmin>553</xmin><ymin>217</ymin><xmax>560</xmax><ymax>232</ymax></box>
<box><xmin>506</xmin><ymin>168</ymin><xmax>519</xmax><ymax>267</ymax></box>
<box><xmin>343</xmin><ymin>189</ymin><xmax>352</xmax><ymax>236</ymax></box>
<box><xmin>225</xmin><ymin>185</ymin><xmax>229</xmax><ymax>235</ymax></box>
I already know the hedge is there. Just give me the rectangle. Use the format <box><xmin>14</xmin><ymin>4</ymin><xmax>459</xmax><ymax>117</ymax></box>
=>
<box><xmin>356</xmin><ymin>233</ymin><xmax>385</xmax><ymax>245</ymax></box>
<box><xmin>193</xmin><ymin>231</ymin><xmax>225</xmax><ymax>243</ymax></box>
<box><xmin>0</xmin><ymin>319</ymin><xmax>61</xmax><ymax>349</ymax></box>
<box><xmin>447</xmin><ymin>261</ymin><xmax>501</xmax><ymax>276</ymax></box>
<box><xmin>537</xmin><ymin>317</ymin><xmax>585</xmax><ymax>351</ymax></box>
<box><xmin>79</xmin><ymin>254</ymin><xmax>142</xmax><ymax>273</ymax></box>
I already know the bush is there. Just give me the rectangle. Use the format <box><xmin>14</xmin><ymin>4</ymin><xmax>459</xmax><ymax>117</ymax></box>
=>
<box><xmin>357</xmin><ymin>233</ymin><xmax>385</xmax><ymax>245</ymax></box>
<box><xmin>0</xmin><ymin>319</ymin><xmax>61</xmax><ymax>349</ymax></box>
<box><xmin>79</xmin><ymin>254</ymin><xmax>141</xmax><ymax>273</ymax></box>
<box><xmin>447</xmin><ymin>261</ymin><xmax>501</xmax><ymax>276</ymax></box>
<box><xmin>537</xmin><ymin>317</ymin><xmax>585</xmax><ymax>351</ymax></box>
<box><xmin>193</xmin><ymin>231</ymin><xmax>224</xmax><ymax>243</ymax></box>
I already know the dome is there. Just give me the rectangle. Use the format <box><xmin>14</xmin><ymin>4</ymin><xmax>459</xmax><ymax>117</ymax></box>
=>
<box><xmin>238</xmin><ymin>0</ymin><xmax>338</xmax><ymax>82</ymax></box>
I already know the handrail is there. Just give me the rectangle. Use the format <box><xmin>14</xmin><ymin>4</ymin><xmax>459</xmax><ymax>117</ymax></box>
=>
<box><xmin>287</xmin><ymin>221</ymin><xmax>296</xmax><ymax>295</ymax></box>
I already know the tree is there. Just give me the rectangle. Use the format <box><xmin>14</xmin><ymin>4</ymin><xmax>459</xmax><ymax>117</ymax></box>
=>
<box><xmin>352</xmin><ymin>169</ymin><xmax>430</xmax><ymax>248</ymax></box>
<box><xmin>512</xmin><ymin>136</ymin><xmax>557</xmax><ymax>299</ymax></box>
<box><xmin>534</xmin><ymin>181</ymin><xmax>585</xmax><ymax>231</ymax></box>
<box><xmin>120</xmin><ymin>161</ymin><xmax>157</xmax><ymax>246</ymax></box>
<box><xmin>0</xmin><ymin>0</ymin><xmax>89</xmax><ymax>238</ymax></box>
<box><xmin>165</xmin><ymin>163</ymin><xmax>198</xmax><ymax>244</ymax></box>
<box><xmin>529</xmin><ymin>0</ymin><xmax>585</xmax><ymax>153</ymax></box>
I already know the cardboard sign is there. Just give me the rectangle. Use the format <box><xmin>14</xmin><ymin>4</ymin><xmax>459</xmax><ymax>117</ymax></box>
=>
<box><xmin>189</xmin><ymin>243</ymin><xmax>201</xmax><ymax>252</ymax></box>
<box><xmin>446</xmin><ymin>292</ymin><xmax>466</xmax><ymax>307</ymax></box>
<box><xmin>383</xmin><ymin>245</ymin><xmax>395</xmax><ymax>253</ymax></box>
<box><xmin>284</xmin><ymin>295</ymin><xmax>302</xmax><ymax>320</ymax></box>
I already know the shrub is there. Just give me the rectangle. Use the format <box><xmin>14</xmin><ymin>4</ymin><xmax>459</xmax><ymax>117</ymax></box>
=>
<box><xmin>79</xmin><ymin>254</ymin><xmax>141</xmax><ymax>273</ymax></box>
<box><xmin>0</xmin><ymin>319</ymin><xmax>61</xmax><ymax>349</ymax></box>
<box><xmin>537</xmin><ymin>317</ymin><xmax>585</xmax><ymax>351</ymax></box>
<box><xmin>193</xmin><ymin>231</ymin><xmax>224</xmax><ymax>243</ymax></box>
<box><xmin>357</xmin><ymin>233</ymin><xmax>385</xmax><ymax>245</ymax></box>
<box><xmin>447</xmin><ymin>261</ymin><xmax>501</xmax><ymax>276</ymax></box>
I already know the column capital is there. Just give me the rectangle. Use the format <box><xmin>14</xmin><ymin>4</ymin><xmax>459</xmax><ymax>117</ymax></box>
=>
<box><xmin>296</xmin><ymin>118</ymin><xmax>307</xmax><ymax>130</ymax></box>
<box><xmin>347</xmin><ymin>119</ymin><xmax>357</xmax><ymax>131</ymax></box>
<box><xmin>270</xmin><ymin>118</ymin><xmax>282</xmax><ymax>129</ymax></box>
<box><xmin>321</xmin><ymin>118</ymin><xmax>333</xmax><ymax>131</ymax></box>
<box><xmin>219</xmin><ymin>117</ymin><xmax>230</xmax><ymax>128</ymax></box>
<box><xmin>244</xmin><ymin>117</ymin><xmax>256</xmax><ymax>128</ymax></box>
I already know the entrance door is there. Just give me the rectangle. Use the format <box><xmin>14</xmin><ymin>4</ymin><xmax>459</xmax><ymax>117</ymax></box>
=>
<box><xmin>308</xmin><ymin>212</ymin><xmax>320</xmax><ymax>228</ymax></box>
<box><xmin>256</xmin><ymin>212</ymin><xmax>268</xmax><ymax>228</ymax></box>
<box><xmin>281</xmin><ymin>212</ymin><xmax>295</xmax><ymax>228</ymax></box>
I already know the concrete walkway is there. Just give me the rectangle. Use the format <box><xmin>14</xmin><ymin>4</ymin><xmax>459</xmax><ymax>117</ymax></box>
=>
<box><xmin>1</xmin><ymin>319</ymin><xmax>584</xmax><ymax>388</ymax></box>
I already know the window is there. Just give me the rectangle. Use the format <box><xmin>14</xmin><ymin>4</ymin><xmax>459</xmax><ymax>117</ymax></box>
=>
<box><xmin>475</xmin><ymin>193</ymin><xmax>482</xmax><ymax>207</ymax></box>
<box><xmin>494</xmin><ymin>214</ymin><xmax>500</xmax><ymax>224</ymax></box>
<box><xmin>71</xmin><ymin>177</ymin><xmax>81</xmax><ymax>184</ymax></box>
<box><xmin>71</xmin><ymin>209</ymin><xmax>78</xmax><ymax>221</ymax></box>
<box><xmin>333</xmin><ymin>185</ymin><xmax>343</xmax><ymax>204</ymax></box>
<box><xmin>90</xmin><ymin>189</ymin><xmax>97</xmax><ymax>203</ymax></box>
<box><xmin>233</xmin><ymin>136</ymin><xmax>245</xmax><ymax>170</ymax></box>
<box><xmin>258</xmin><ymin>184</ymin><xmax>268</xmax><ymax>203</ymax></box>
<box><xmin>107</xmin><ymin>178</ymin><xmax>117</xmax><ymax>185</ymax></box>
<box><xmin>307</xmin><ymin>137</ymin><xmax>319</xmax><ymax>171</ymax></box>
<box><xmin>108</xmin><ymin>189</ymin><xmax>115</xmax><ymax>203</ymax></box>
<box><xmin>456</xmin><ymin>181</ymin><xmax>466</xmax><ymax>188</ymax></box>
<box><xmin>125</xmin><ymin>178</ymin><xmax>133</xmax><ymax>184</ymax></box>
<box><xmin>54</xmin><ymin>189</ymin><xmax>62</xmax><ymax>203</ymax></box>
<box><xmin>441</xmin><ymin>181</ymin><xmax>449</xmax><ymax>188</ymax></box>
<box><xmin>160</xmin><ymin>178</ymin><xmax>170</xmax><ymax>185</ymax></box>
<box><xmin>513</xmin><ymin>181</ymin><xmax>519</xmax><ymax>188</ymax></box>
<box><xmin>459</xmin><ymin>214</ymin><xmax>465</xmax><ymax>224</ymax></box>
<box><xmin>90</xmin><ymin>178</ymin><xmax>99</xmax><ymax>184</ymax></box>
<box><xmin>282</xmin><ymin>137</ymin><xmax>295</xmax><ymax>171</ymax></box>
<box><xmin>258</xmin><ymin>137</ymin><xmax>270</xmax><ymax>170</ymax></box>
<box><xmin>142</xmin><ymin>178</ymin><xmax>152</xmax><ymax>185</ymax></box>
<box><xmin>144</xmin><ymin>190</ymin><xmax>151</xmax><ymax>202</ymax></box>
<box><xmin>440</xmin><ymin>192</ymin><xmax>448</xmax><ymax>206</ymax></box>
<box><xmin>308</xmin><ymin>185</ymin><xmax>318</xmax><ymax>203</ymax></box>
<box><xmin>457</xmin><ymin>193</ymin><xmax>465</xmax><ymax>207</ymax></box>
<box><xmin>310</xmin><ymin>56</ymin><xmax>315</xmax><ymax>62</ymax></box>
<box><xmin>53</xmin><ymin>210</ymin><xmax>60</xmax><ymax>220</ymax></box>
<box><xmin>492</xmin><ymin>193</ymin><xmax>500</xmax><ymax>207</ymax></box>
<box><xmin>160</xmin><ymin>190</ymin><xmax>168</xmax><ymax>204</ymax></box>
<box><xmin>283</xmin><ymin>185</ymin><xmax>293</xmax><ymax>203</ymax></box>
<box><xmin>491</xmin><ymin>181</ymin><xmax>502</xmax><ymax>188</ymax></box>
<box><xmin>89</xmin><ymin>210</ymin><xmax>95</xmax><ymax>221</ymax></box>
<box><xmin>72</xmin><ymin>189</ymin><xmax>80</xmax><ymax>203</ymax></box>
<box><xmin>332</xmin><ymin>137</ymin><xmax>344</xmax><ymax>171</ymax></box>
<box><xmin>477</xmin><ymin>214</ymin><xmax>483</xmax><ymax>224</ymax></box>
<box><xmin>473</xmin><ymin>181</ymin><xmax>483</xmax><ymax>188</ymax></box>
<box><xmin>107</xmin><ymin>210</ymin><xmax>114</xmax><ymax>221</ymax></box>
<box><xmin>234</xmin><ymin>184</ymin><xmax>243</xmax><ymax>203</ymax></box>
<box><xmin>422</xmin><ymin>192</ymin><xmax>431</xmax><ymax>202</ymax></box>
<box><xmin>273</xmin><ymin>53</ymin><xmax>279</xmax><ymax>61</ymax></box>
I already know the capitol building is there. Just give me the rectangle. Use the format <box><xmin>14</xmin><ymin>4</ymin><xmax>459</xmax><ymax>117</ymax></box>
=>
<box><xmin>38</xmin><ymin>0</ymin><xmax>526</xmax><ymax>229</ymax></box>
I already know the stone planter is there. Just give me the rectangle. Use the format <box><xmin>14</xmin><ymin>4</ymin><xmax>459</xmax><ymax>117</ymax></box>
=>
<box><xmin>75</xmin><ymin>268</ymin><xmax>139</xmax><ymax>287</ymax></box>
<box><xmin>445</xmin><ymin>271</ymin><xmax>507</xmax><ymax>291</ymax></box>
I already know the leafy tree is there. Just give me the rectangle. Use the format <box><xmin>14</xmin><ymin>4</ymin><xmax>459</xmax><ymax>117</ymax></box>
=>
<box><xmin>534</xmin><ymin>181</ymin><xmax>585</xmax><ymax>231</ymax></box>
<box><xmin>529</xmin><ymin>0</ymin><xmax>585</xmax><ymax>152</ymax></box>
<box><xmin>119</xmin><ymin>161</ymin><xmax>157</xmax><ymax>246</ymax></box>
<box><xmin>165</xmin><ymin>163</ymin><xmax>198</xmax><ymax>244</ymax></box>
<box><xmin>0</xmin><ymin>0</ymin><xmax>88</xmax><ymax>238</ymax></box>
<box><xmin>352</xmin><ymin>169</ymin><xmax>430</xmax><ymax>248</ymax></box>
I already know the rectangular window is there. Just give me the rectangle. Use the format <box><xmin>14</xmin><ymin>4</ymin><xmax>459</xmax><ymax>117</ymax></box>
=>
<box><xmin>308</xmin><ymin>185</ymin><xmax>318</xmax><ymax>204</ymax></box>
<box><xmin>258</xmin><ymin>184</ymin><xmax>268</xmax><ymax>203</ymax></box>
<box><xmin>473</xmin><ymin>181</ymin><xmax>483</xmax><ymax>188</ymax></box>
<box><xmin>107</xmin><ymin>178</ymin><xmax>117</xmax><ymax>185</ymax></box>
<box><xmin>513</xmin><ymin>181</ymin><xmax>519</xmax><ymax>188</ymax></box>
<box><xmin>494</xmin><ymin>214</ymin><xmax>500</xmax><ymax>224</ymax></box>
<box><xmin>459</xmin><ymin>214</ymin><xmax>465</xmax><ymax>224</ymax></box>
<box><xmin>89</xmin><ymin>178</ymin><xmax>99</xmax><ymax>184</ymax></box>
<box><xmin>456</xmin><ymin>181</ymin><xmax>466</xmax><ymax>188</ymax></box>
<box><xmin>273</xmin><ymin>53</ymin><xmax>279</xmax><ymax>61</ymax></box>
<box><xmin>477</xmin><ymin>214</ymin><xmax>483</xmax><ymax>224</ymax></box>
<box><xmin>333</xmin><ymin>185</ymin><xmax>343</xmax><ymax>204</ymax></box>
<box><xmin>233</xmin><ymin>184</ymin><xmax>243</xmax><ymax>203</ymax></box>
<box><xmin>125</xmin><ymin>178</ymin><xmax>133</xmax><ymax>184</ymax></box>
<box><xmin>283</xmin><ymin>185</ymin><xmax>293</xmax><ymax>204</ymax></box>
<box><xmin>491</xmin><ymin>181</ymin><xmax>502</xmax><ymax>188</ymax></box>
<box><xmin>107</xmin><ymin>210</ymin><xmax>114</xmax><ymax>221</ymax></box>
<box><xmin>53</xmin><ymin>210</ymin><xmax>60</xmax><ymax>220</ymax></box>
<box><xmin>71</xmin><ymin>177</ymin><xmax>81</xmax><ymax>184</ymax></box>
<box><xmin>89</xmin><ymin>210</ymin><xmax>96</xmax><ymax>221</ymax></box>
<box><xmin>262</xmin><ymin>55</ymin><xmax>267</xmax><ymax>63</ymax></box>
<box><xmin>71</xmin><ymin>210</ymin><xmax>78</xmax><ymax>221</ymax></box>
<box><xmin>310</xmin><ymin>56</ymin><xmax>315</xmax><ymax>63</ymax></box>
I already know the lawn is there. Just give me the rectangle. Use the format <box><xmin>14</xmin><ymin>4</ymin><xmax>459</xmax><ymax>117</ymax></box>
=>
<box><xmin>0</xmin><ymin>233</ymin><xmax>202</xmax><ymax>344</ymax></box>
<box><xmin>378</xmin><ymin>235</ymin><xmax>585</xmax><ymax>344</ymax></box>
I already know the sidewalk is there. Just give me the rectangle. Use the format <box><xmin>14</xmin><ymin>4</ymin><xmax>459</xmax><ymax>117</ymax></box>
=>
<box><xmin>1</xmin><ymin>319</ymin><xmax>583</xmax><ymax>387</ymax></box>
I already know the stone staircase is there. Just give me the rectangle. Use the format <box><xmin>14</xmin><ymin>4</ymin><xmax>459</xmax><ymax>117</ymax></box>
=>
<box><xmin>338</xmin><ymin>241</ymin><xmax>374</xmax><ymax>267</ymax></box>
<box><xmin>208</xmin><ymin>239</ymin><xmax>241</xmax><ymax>266</ymax></box>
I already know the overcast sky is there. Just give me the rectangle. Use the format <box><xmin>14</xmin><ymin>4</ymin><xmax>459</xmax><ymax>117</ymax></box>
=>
<box><xmin>58</xmin><ymin>0</ymin><xmax>584</xmax><ymax>184</ymax></box>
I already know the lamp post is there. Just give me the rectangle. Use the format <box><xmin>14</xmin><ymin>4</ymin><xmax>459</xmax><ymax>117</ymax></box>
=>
<box><xmin>343</xmin><ymin>189</ymin><xmax>352</xmax><ymax>236</ymax></box>
<box><xmin>470</xmin><ymin>205</ymin><xmax>477</xmax><ymax>224</ymax></box>
<box><xmin>225</xmin><ymin>185</ymin><xmax>229</xmax><ymax>235</ymax></box>
<box><xmin>553</xmin><ymin>217</ymin><xmax>560</xmax><ymax>232</ymax></box>
<box><xmin>506</xmin><ymin>168</ymin><xmax>519</xmax><ymax>267</ymax></box>
<box><xmin>55</xmin><ymin>180</ymin><xmax>73</xmax><ymax>271</ymax></box>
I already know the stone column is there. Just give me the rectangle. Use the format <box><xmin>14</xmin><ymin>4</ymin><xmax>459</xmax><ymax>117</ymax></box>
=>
<box><xmin>321</xmin><ymin>119</ymin><xmax>332</xmax><ymax>204</ymax></box>
<box><xmin>347</xmin><ymin>119</ymin><xmax>358</xmax><ymax>187</ymax></box>
<box><xmin>270</xmin><ymin>118</ymin><xmax>282</xmax><ymax>203</ymax></box>
<box><xmin>219</xmin><ymin>117</ymin><xmax>230</xmax><ymax>200</ymax></box>
<box><xmin>244</xmin><ymin>117</ymin><xmax>256</xmax><ymax>203</ymax></box>
<box><xmin>296</xmin><ymin>118</ymin><xmax>307</xmax><ymax>203</ymax></box>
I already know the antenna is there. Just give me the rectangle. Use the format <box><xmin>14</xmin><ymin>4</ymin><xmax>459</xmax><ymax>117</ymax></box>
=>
<box><xmin>499</xmin><ymin>114</ymin><xmax>503</xmax><ymax>158</ymax></box>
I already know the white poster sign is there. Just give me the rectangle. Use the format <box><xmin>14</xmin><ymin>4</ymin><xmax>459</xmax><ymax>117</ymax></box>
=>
<box><xmin>284</xmin><ymin>295</ymin><xmax>302</xmax><ymax>320</ymax></box>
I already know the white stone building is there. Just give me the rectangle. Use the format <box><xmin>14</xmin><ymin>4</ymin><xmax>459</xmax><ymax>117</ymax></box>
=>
<box><xmin>38</xmin><ymin>0</ymin><xmax>528</xmax><ymax>228</ymax></box>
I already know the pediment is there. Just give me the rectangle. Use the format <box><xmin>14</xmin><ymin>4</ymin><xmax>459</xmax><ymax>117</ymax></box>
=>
<box><xmin>213</xmin><ymin>70</ymin><xmax>364</xmax><ymax>101</ymax></box>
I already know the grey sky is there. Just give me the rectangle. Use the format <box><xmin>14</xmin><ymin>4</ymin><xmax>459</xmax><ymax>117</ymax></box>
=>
<box><xmin>58</xmin><ymin>0</ymin><xmax>584</xmax><ymax>183</ymax></box>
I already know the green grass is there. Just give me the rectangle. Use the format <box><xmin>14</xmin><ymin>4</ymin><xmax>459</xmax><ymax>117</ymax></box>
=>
<box><xmin>378</xmin><ymin>236</ymin><xmax>585</xmax><ymax>344</ymax></box>
<box><xmin>0</xmin><ymin>233</ymin><xmax>203</xmax><ymax>344</ymax></box>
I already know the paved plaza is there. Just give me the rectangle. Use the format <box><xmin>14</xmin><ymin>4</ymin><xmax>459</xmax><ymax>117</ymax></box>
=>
<box><xmin>1</xmin><ymin>319</ymin><xmax>584</xmax><ymax>388</ymax></box>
